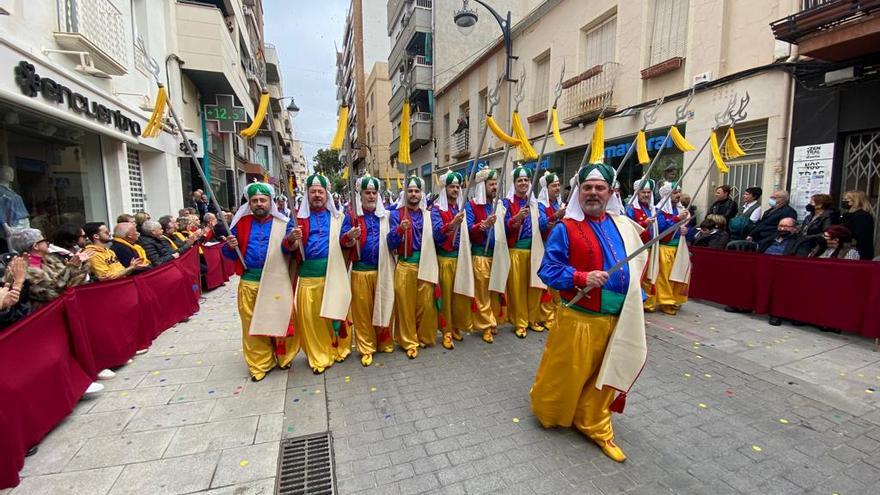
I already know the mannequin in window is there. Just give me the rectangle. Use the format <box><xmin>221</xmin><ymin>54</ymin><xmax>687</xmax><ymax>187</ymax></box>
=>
<box><xmin>0</xmin><ymin>164</ymin><xmax>30</xmax><ymax>251</ymax></box>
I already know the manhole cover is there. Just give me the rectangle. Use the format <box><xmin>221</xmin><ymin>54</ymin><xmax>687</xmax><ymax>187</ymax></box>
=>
<box><xmin>275</xmin><ymin>432</ymin><xmax>335</xmax><ymax>495</ymax></box>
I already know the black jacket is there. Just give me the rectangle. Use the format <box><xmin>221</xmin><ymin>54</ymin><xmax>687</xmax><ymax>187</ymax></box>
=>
<box><xmin>842</xmin><ymin>209</ymin><xmax>875</xmax><ymax>260</ymax></box>
<box><xmin>111</xmin><ymin>239</ymin><xmax>139</xmax><ymax>268</ymax></box>
<box><xmin>693</xmin><ymin>230</ymin><xmax>730</xmax><ymax>249</ymax></box>
<box><xmin>138</xmin><ymin>235</ymin><xmax>175</xmax><ymax>266</ymax></box>
<box><xmin>758</xmin><ymin>233</ymin><xmax>812</xmax><ymax>257</ymax></box>
<box><xmin>709</xmin><ymin>198</ymin><xmax>738</xmax><ymax>224</ymax></box>
<box><xmin>749</xmin><ymin>204</ymin><xmax>797</xmax><ymax>244</ymax></box>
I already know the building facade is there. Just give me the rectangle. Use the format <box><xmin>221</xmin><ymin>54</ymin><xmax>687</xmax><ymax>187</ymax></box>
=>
<box><xmin>433</xmin><ymin>0</ymin><xmax>801</xmax><ymax>218</ymax></box>
<box><xmin>0</xmin><ymin>0</ymin><xmax>300</xmax><ymax>245</ymax></box>
<box><xmin>363</xmin><ymin>61</ymin><xmax>398</xmax><ymax>185</ymax></box>
<box><xmin>336</xmin><ymin>0</ymin><xmax>388</xmax><ymax>172</ymax></box>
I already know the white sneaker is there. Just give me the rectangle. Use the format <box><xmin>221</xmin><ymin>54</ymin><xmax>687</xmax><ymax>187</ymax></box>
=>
<box><xmin>97</xmin><ymin>369</ymin><xmax>116</xmax><ymax>380</ymax></box>
<box><xmin>84</xmin><ymin>382</ymin><xmax>104</xmax><ymax>396</ymax></box>
<box><xmin>135</xmin><ymin>349</ymin><xmax>148</xmax><ymax>355</ymax></box>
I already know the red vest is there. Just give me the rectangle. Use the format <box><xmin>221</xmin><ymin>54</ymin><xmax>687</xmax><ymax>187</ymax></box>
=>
<box><xmin>542</xmin><ymin>204</ymin><xmax>558</xmax><ymax>241</ymax></box>
<box><xmin>629</xmin><ymin>207</ymin><xmax>652</xmax><ymax>243</ymax></box>
<box><xmin>559</xmin><ymin>218</ymin><xmax>605</xmax><ymax>313</ymax></box>
<box><xmin>506</xmin><ymin>197</ymin><xmax>527</xmax><ymax>248</ymax></box>
<box><xmin>396</xmin><ymin>207</ymin><xmax>418</xmax><ymax>257</ymax></box>
<box><xmin>469</xmin><ymin>201</ymin><xmax>489</xmax><ymax>245</ymax></box>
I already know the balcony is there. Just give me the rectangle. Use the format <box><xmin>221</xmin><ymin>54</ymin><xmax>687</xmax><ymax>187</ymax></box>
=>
<box><xmin>451</xmin><ymin>130</ymin><xmax>470</xmax><ymax>160</ymax></box>
<box><xmin>770</xmin><ymin>0</ymin><xmax>880</xmax><ymax>61</ymax></box>
<box><xmin>388</xmin><ymin>0</ymin><xmax>433</xmax><ymax>34</ymax></box>
<box><xmin>175</xmin><ymin>1</ymin><xmax>254</xmax><ymax>115</ymax></box>
<box><xmin>53</xmin><ymin>0</ymin><xmax>128</xmax><ymax>76</ymax></box>
<box><xmin>390</xmin><ymin>112</ymin><xmax>432</xmax><ymax>159</ymax></box>
<box><xmin>264</xmin><ymin>43</ymin><xmax>281</xmax><ymax>84</ymax></box>
<box><xmin>389</xmin><ymin>62</ymin><xmax>432</xmax><ymax>120</ymax></box>
<box><xmin>389</xmin><ymin>5</ymin><xmax>432</xmax><ymax>77</ymax></box>
<box><xmin>559</xmin><ymin>63</ymin><xmax>619</xmax><ymax>125</ymax></box>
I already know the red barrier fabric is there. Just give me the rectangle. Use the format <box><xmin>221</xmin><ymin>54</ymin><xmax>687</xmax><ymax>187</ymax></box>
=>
<box><xmin>0</xmin><ymin>252</ymin><xmax>204</xmax><ymax>488</ymax></box>
<box><xmin>221</xmin><ymin>248</ymin><xmax>237</xmax><ymax>280</ymax></box>
<box><xmin>690</xmin><ymin>247</ymin><xmax>880</xmax><ymax>337</ymax></box>
<box><xmin>203</xmin><ymin>244</ymin><xmax>226</xmax><ymax>289</ymax></box>
<box><xmin>0</xmin><ymin>295</ymin><xmax>93</xmax><ymax>488</ymax></box>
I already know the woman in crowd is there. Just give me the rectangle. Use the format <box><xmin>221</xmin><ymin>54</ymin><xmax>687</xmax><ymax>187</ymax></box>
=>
<box><xmin>841</xmin><ymin>190</ymin><xmax>875</xmax><ymax>261</ymax></box>
<box><xmin>138</xmin><ymin>220</ymin><xmax>178</xmax><ymax>266</ymax></box>
<box><xmin>709</xmin><ymin>185</ymin><xmax>738</xmax><ymax>225</ymax></box>
<box><xmin>3</xmin><ymin>228</ymin><xmax>91</xmax><ymax>310</ymax></box>
<box><xmin>49</xmin><ymin>223</ymin><xmax>86</xmax><ymax>260</ymax></box>
<box><xmin>693</xmin><ymin>216</ymin><xmax>730</xmax><ymax>249</ymax></box>
<box><xmin>800</xmin><ymin>193</ymin><xmax>840</xmax><ymax>254</ymax></box>
<box><xmin>809</xmin><ymin>225</ymin><xmax>860</xmax><ymax>260</ymax></box>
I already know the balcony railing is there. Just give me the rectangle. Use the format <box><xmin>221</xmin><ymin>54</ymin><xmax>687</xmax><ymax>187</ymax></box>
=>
<box><xmin>558</xmin><ymin>62</ymin><xmax>620</xmax><ymax>125</ymax></box>
<box><xmin>771</xmin><ymin>0</ymin><xmax>880</xmax><ymax>43</ymax></box>
<box><xmin>54</xmin><ymin>0</ymin><xmax>128</xmax><ymax>75</ymax></box>
<box><xmin>451</xmin><ymin>130</ymin><xmax>470</xmax><ymax>159</ymax></box>
<box><xmin>414</xmin><ymin>55</ymin><xmax>432</xmax><ymax>66</ymax></box>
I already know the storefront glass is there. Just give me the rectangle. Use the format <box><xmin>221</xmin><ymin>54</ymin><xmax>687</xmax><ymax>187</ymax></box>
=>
<box><xmin>0</xmin><ymin>102</ymin><xmax>107</xmax><ymax>242</ymax></box>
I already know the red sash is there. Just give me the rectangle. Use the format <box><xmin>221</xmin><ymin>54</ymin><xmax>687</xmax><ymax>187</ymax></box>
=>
<box><xmin>629</xmin><ymin>207</ymin><xmax>652</xmax><ymax>243</ymax></box>
<box><xmin>348</xmin><ymin>214</ymin><xmax>369</xmax><ymax>262</ymax></box>
<box><xmin>559</xmin><ymin>218</ymin><xmax>605</xmax><ymax>313</ymax></box>
<box><xmin>233</xmin><ymin>216</ymin><xmax>254</xmax><ymax>275</ymax></box>
<box><xmin>296</xmin><ymin>217</ymin><xmax>310</xmax><ymax>262</ymax></box>
<box><xmin>469</xmin><ymin>200</ymin><xmax>489</xmax><ymax>245</ymax></box>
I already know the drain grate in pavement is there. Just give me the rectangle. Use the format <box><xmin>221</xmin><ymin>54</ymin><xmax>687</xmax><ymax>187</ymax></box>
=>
<box><xmin>275</xmin><ymin>432</ymin><xmax>335</xmax><ymax>495</ymax></box>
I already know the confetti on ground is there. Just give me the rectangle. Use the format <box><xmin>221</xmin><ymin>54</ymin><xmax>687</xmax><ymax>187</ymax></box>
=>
<box><xmin>120</xmin><ymin>392</ymin><xmax>129</xmax><ymax>397</ymax></box>
<box><xmin>684</xmin><ymin>373</ymin><xmax>691</xmax><ymax>377</ymax></box>
<box><xmin>709</xmin><ymin>326</ymin><xmax>716</xmax><ymax>330</ymax></box>
<box><xmin>314</xmin><ymin>389</ymin><xmax>321</xmax><ymax>394</ymax></box>
<box><xmin>152</xmin><ymin>371</ymin><xmax>160</xmax><ymax>376</ymax></box>
<box><xmin>208</xmin><ymin>390</ymin><xmax>215</xmax><ymax>394</ymax></box>
<box><xmin>866</xmin><ymin>388</ymin><xmax>875</xmax><ymax>394</ymax></box>
<box><xmin>177</xmin><ymin>397</ymin><xmax>184</xmax><ymax>401</ymax></box>
<box><xmin>857</xmin><ymin>373</ymin><xmax>864</xmax><ymax>378</ymax></box>
<box><xmin>293</xmin><ymin>398</ymin><xmax>300</xmax><ymax>403</ymax></box>
<box><xmin>779</xmin><ymin>419</ymin><xmax>789</xmax><ymax>424</ymax></box>
<box><xmin>197</xmin><ymin>361</ymin><xmax>203</xmax><ymax>365</ymax></box>
<box><xmin>239</xmin><ymin>460</ymin><xmax>249</xmax><ymax>467</ymax></box>
<box><xmin>725</xmin><ymin>389</ymin><xmax>733</xmax><ymax>397</ymax></box>
<box><xmin>384</xmin><ymin>414</ymin><xmax>392</xmax><ymax>420</ymax></box>
<box><xmin>698</xmin><ymin>403</ymin><xmax>707</xmax><ymax>409</ymax></box>
<box><xmin>287</xmin><ymin>426</ymin><xmax>294</xmax><ymax>432</ymax></box>
<box><xmin>695</xmin><ymin>356</ymin><xmax>703</xmax><ymax>359</ymax></box>
<box><xmin>704</xmin><ymin>374</ymin><xmax>712</xmax><ymax>378</ymax></box>
<box><xmin>512</xmin><ymin>418</ymin><xmax>520</xmax><ymax>423</ymax></box>
<box><xmin>752</xmin><ymin>445</ymin><xmax>763</xmax><ymax>452</ymax></box>
<box><xmin>370</xmin><ymin>387</ymin><xmax>377</xmax><ymax>392</ymax></box>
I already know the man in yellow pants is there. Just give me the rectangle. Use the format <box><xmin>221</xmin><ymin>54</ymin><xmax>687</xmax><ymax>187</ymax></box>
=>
<box><xmin>431</xmin><ymin>171</ymin><xmax>473</xmax><ymax>349</ymax></box>
<box><xmin>340</xmin><ymin>174</ymin><xmax>395</xmax><ymax>366</ymax></box>
<box><xmin>223</xmin><ymin>183</ymin><xmax>298</xmax><ymax>382</ymax></box>
<box><xmin>531</xmin><ymin>163</ymin><xmax>648</xmax><ymax>463</ymax></box>
<box><xmin>465</xmin><ymin>167</ymin><xmax>501</xmax><ymax>343</ymax></box>
<box><xmin>387</xmin><ymin>176</ymin><xmax>439</xmax><ymax>359</ymax></box>
<box><xmin>648</xmin><ymin>183</ymin><xmax>691</xmax><ymax>315</ymax></box>
<box><xmin>286</xmin><ymin>174</ymin><xmax>352</xmax><ymax>374</ymax></box>
<box><xmin>537</xmin><ymin>171</ymin><xmax>564</xmax><ymax>329</ymax></box>
<box><xmin>503</xmin><ymin>166</ymin><xmax>547</xmax><ymax>338</ymax></box>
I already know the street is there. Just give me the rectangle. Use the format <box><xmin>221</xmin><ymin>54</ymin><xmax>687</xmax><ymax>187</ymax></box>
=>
<box><xmin>5</xmin><ymin>280</ymin><xmax>880</xmax><ymax>495</ymax></box>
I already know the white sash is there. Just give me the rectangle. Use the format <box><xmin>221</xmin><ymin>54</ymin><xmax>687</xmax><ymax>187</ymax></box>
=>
<box><xmin>320</xmin><ymin>214</ymin><xmax>352</xmax><ymax>321</ymax></box>
<box><xmin>249</xmin><ymin>218</ymin><xmax>294</xmax><ymax>337</ymax></box>
<box><xmin>417</xmin><ymin>208</ymin><xmax>439</xmax><ymax>284</ymax></box>
<box><xmin>528</xmin><ymin>206</ymin><xmax>547</xmax><ymax>290</ymax></box>
<box><xmin>488</xmin><ymin>202</ymin><xmax>510</xmax><ymax>294</ymax></box>
<box><xmin>372</xmin><ymin>215</ymin><xmax>395</xmax><ymax>327</ymax></box>
<box><xmin>453</xmin><ymin>215</ymin><xmax>475</xmax><ymax>298</ymax></box>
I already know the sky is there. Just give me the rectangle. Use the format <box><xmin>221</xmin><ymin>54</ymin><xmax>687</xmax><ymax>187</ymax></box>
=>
<box><xmin>263</xmin><ymin>0</ymin><xmax>350</xmax><ymax>171</ymax></box>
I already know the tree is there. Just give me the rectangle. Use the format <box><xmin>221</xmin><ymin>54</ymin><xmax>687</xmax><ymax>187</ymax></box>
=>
<box><xmin>312</xmin><ymin>148</ymin><xmax>346</xmax><ymax>193</ymax></box>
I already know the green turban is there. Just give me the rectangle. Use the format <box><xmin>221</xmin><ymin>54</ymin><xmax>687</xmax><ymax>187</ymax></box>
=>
<box><xmin>512</xmin><ymin>166</ymin><xmax>530</xmax><ymax>180</ymax></box>
<box><xmin>305</xmin><ymin>173</ymin><xmax>330</xmax><ymax>190</ymax></box>
<box><xmin>578</xmin><ymin>163</ymin><xmax>614</xmax><ymax>184</ymax></box>
<box><xmin>444</xmin><ymin>171</ymin><xmax>464</xmax><ymax>186</ymax></box>
<box><xmin>246</xmin><ymin>182</ymin><xmax>273</xmax><ymax>199</ymax></box>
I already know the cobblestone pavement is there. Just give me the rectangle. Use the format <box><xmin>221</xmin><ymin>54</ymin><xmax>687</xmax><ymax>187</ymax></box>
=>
<box><xmin>5</xmin><ymin>279</ymin><xmax>880</xmax><ymax>495</ymax></box>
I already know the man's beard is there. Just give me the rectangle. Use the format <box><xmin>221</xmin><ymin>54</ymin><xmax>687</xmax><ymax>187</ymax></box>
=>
<box><xmin>581</xmin><ymin>198</ymin><xmax>605</xmax><ymax>216</ymax></box>
<box><xmin>252</xmin><ymin>207</ymin><xmax>268</xmax><ymax>217</ymax></box>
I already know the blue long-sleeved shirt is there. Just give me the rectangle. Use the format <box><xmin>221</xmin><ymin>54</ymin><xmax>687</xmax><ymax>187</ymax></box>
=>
<box><xmin>465</xmin><ymin>202</ymin><xmax>495</xmax><ymax>253</ymax></box>
<box><xmin>656</xmin><ymin>206</ymin><xmax>682</xmax><ymax>244</ymax></box>
<box><xmin>538</xmin><ymin>216</ymin><xmax>630</xmax><ymax>297</ymax></box>
<box><xmin>431</xmin><ymin>204</ymin><xmax>461</xmax><ymax>252</ymax></box>
<box><xmin>287</xmin><ymin>209</ymin><xmax>331</xmax><ymax>260</ymax></box>
<box><xmin>222</xmin><ymin>215</ymin><xmax>294</xmax><ymax>268</ymax></box>
<box><xmin>388</xmin><ymin>207</ymin><xmax>425</xmax><ymax>252</ymax></box>
<box><xmin>341</xmin><ymin>210</ymin><xmax>381</xmax><ymax>266</ymax></box>
<box><xmin>503</xmin><ymin>196</ymin><xmax>533</xmax><ymax>244</ymax></box>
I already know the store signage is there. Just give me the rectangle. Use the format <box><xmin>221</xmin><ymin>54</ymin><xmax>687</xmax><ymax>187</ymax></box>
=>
<box><xmin>179</xmin><ymin>139</ymin><xmax>199</xmax><ymax>155</ymax></box>
<box><xmin>604</xmin><ymin>128</ymin><xmax>674</xmax><ymax>159</ymax></box>
<box><xmin>791</xmin><ymin>143</ymin><xmax>834</xmax><ymax>219</ymax></box>
<box><xmin>204</xmin><ymin>94</ymin><xmax>247</xmax><ymax>133</ymax></box>
<box><xmin>13</xmin><ymin>60</ymin><xmax>142</xmax><ymax>137</ymax></box>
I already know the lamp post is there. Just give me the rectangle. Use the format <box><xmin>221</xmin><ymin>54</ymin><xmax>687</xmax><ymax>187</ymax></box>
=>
<box><xmin>454</xmin><ymin>0</ymin><xmax>514</xmax><ymax>82</ymax></box>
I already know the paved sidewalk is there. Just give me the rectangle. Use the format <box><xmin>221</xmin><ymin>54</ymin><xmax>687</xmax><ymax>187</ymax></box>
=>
<box><xmin>4</xmin><ymin>280</ymin><xmax>880</xmax><ymax>494</ymax></box>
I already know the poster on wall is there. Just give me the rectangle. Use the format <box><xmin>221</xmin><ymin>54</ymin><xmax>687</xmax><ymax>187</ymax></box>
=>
<box><xmin>791</xmin><ymin>143</ymin><xmax>834</xmax><ymax>220</ymax></box>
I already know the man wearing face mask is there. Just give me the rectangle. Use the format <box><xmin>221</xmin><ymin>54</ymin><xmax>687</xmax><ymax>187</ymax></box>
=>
<box><xmin>757</xmin><ymin>217</ymin><xmax>802</xmax><ymax>256</ymax></box>
<box><xmin>531</xmin><ymin>163</ymin><xmax>648</xmax><ymax>463</ymax></box>
<box><xmin>747</xmin><ymin>190</ymin><xmax>797</xmax><ymax>244</ymax></box>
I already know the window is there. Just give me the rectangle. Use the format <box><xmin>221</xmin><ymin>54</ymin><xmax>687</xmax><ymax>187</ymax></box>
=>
<box><xmin>584</xmin><ymin>16</ymin><xmax>617</xmax><ymax>69</ymax></box>
<box><xmin>127</xmin><ymin>148</ymin><xmax>145</xmax><ymax>213</ymax></box>
<box><xmin>532</xmin><ymin>52</ymin><xmax>550</xmax><ymax>114</ymax></box>
<box><xmin>649</xmin><ymin>0</ymin><xmax>689</xmax><ymax>66</ymax></box>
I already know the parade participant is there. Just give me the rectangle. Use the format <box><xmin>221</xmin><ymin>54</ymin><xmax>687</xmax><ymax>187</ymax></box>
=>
<box><xmin>287</xmin><ymin>174</ymin><xmax>352</xmax><ymax>374</ymax></box>
<box><xmin>340</xmin><ymin>174</ymin><xmax>395</xmax><ymax>366</ymax></box>
<box><xmin>432</xmin><ymin>171</ymin><xmax>473</xmax><ymax>349</ymax></box>
<box><xmin>625</xmin><ymin>179</ymin><xmax>657</xmax><ymax>243</ymax></box>
<box><xmin>465</xmin><ymin>168</ymin><xmax>502</xmax><ymax>343</ymax></box>
<box><xmin>387</xmin><ymin>175</ymin><xmax>439</xmax><ymax>358</ymax></box>
<box><xmin>648</xmin><ymin>183</ymin><xmax>691</xmax><ymax>315</ymax></box>
<box><xmin>605</xmin><ymin>180</ymin><xmax>626</xmax><ymax>216</ymax></box>
<box><xmin>223</xmin><ymin>183</ymin><xmax>298</xmax><ymax>382</ymax></box>
<box><xmin>275</xmin><ymin>195</ymin><xmax>291</xmax><ymax>217</ymax></box>
<box><xmin>537</xmin><ymin>172</ymin><xmax>565</xmax><ymax>329</ymax></box>
<box><xmin>503</xmin><ymin>166</ymin><xmax>548</xmax><ymax>338</ymax></box>
<box><xmin>531</xmin><ymin>163</ymin><xmax>648</xmax><ymax>463</ymax></box>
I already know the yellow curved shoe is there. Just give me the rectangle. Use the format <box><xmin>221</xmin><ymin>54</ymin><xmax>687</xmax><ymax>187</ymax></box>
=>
<box><xmin>529</xmin><ymin>323</ymin><xmax>546</xmax><ymax>332</ymax></box>
<box><xmin>660</xmin><ymin>306</ymin><xmax>678</xmax><ymax>316</ymax></box>
<box><xmin>442</xmin><ymin>334</ymin><xmax>454</xmax><ymax>350</ymax></box>
<box><xmin>482</xmin><ymin>330</ymin><xmax>494</xmax><ymax>344</ymax></box>
<box><xmin>490</xmin><ymin>327</ymin><xmax>498</xmax><ymax>335</ymax></box>
<box><xmin>451</xmin><ymin>329</ymin><xmax>463</xmax><ymax>341</ymax></box>
<box><xmin>312</xmin><ymin>366</ymin><xmax>325</xmax><ymax>375</ymax></box>
<box><xmin>515</xmin><ymin>328</ymin><xmax>527</xmax><ymax>339</ymax></box>
<box><xmin>595</xmin><ymin>438</ymin><xmax>626</xmax><ymax>463</ymax></box>
<box><xmin>406</xmin><ymin>348</ymin><xmax>418</xmax><ymax>359</ymax></box>
<box><xmin>380</xmin><ymin>346</ymin><xmax>394</xmax><ymax>353</ymax></box>
<box><xmin>361</xmin><ymin>354</ymin><xmax>373</xmax><ymax>367</ymax></box>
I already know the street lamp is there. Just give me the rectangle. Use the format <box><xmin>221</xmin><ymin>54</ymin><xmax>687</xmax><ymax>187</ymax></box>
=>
<box><xmin>277</xmin><ymin>96</ymin><xmax>300</xmax><ymax>116</ymax></box>
<box><xmin>454</xmin><ymin>0</ymin><xmax>514</xmax><ymax>81</ymax></box>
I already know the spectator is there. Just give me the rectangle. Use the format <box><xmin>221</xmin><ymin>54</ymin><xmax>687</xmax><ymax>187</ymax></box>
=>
<box><xmin>116</xmin><ymin>214</ymin><xmax>134</xmax><ymax>224</ymax></box>
<box><xmin>730</xmin><ymin>187</ymin><xmax>762</xmax><ymax>240</ymax></box>
<box><xmin>799</xmin><ymin>193</ymin><xmax>840</xmax><ymax>253</ymax></box>
<box><xmin>693</xmin><ymin>217</ymin><xmax>730</xmax><ymax>249</ymax></box>
<box><xmin>809</xmin><ymin>225</ymin><xmax>860</xmax><ymax>260</ymax></box>
<box><xmin>5</xmin><ymin>228</ymin><xmax>90</xmax><ymax>309</ymax></box>
<box><xmin>276</xmin><ymin>195</ymin><xmax>291</xmax><ymax>217</ymax></box>
<box><xmin>758</xmin><ymin>218</ymin><xmax>803</xmax><ymax>256</ymax></box>
<box><xmin>709</xmin><ymin>185</ymin><xmax>738</xmax><ymax>225</ymax></box>
<box><xmin>138</xmin><ymin>220</ymin><xmax>178</xmax><ymax>266</ymax></box>
<box><xmin>202</xmin><ymin>213</ymin><xmax>221</xmax><ymax>241</ymax></box>
<box><xmin>178</xmin><ymin>208</ymin><xmax>190</xmax><ymax>218</ymax></box>
<box><xmin>49</xmin><ymin>223</ymin><xmax>86</xmax><ymax>259</ymax></box>
<box><xmin>679</xmin><ymin>193</ymin><xmax>698</xmax><ymax>243</ymax></box>
<box><xmin>133</xmin><ymin>212</ymin><xmax>150</xmax><ymax>235</ymax></box>
<box><xmin>748</xmin><ymin>190</ymin><xmax>797</xmax><ymax>243</ymax></box>
<box><xmin>158</xmin><ymin>215</ymin><xmax>196</xmax><ymax>253</ymax></box>
<box><xmin>841</xmin><ymin>190</ymin><xmax>875</xmax><ymax>260</ymax></box>
<box><xmin>208</xmin><ymin>212</ymin><xmax>229</xmax><ymax>239</ymax></box>
<box><xmin>110</xmin><ymin>222</ymin><xmax>150</xmax><ymax>269</ymax></box>
<box><xmin>83</xmin><ymin>222</ymin><xmax>146</xmax><ymax>280</ymax></box>
<box><xmin>0</xmin><ymin>256</ymin><xmax>29</xmax><ymax>328</ymax></box>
